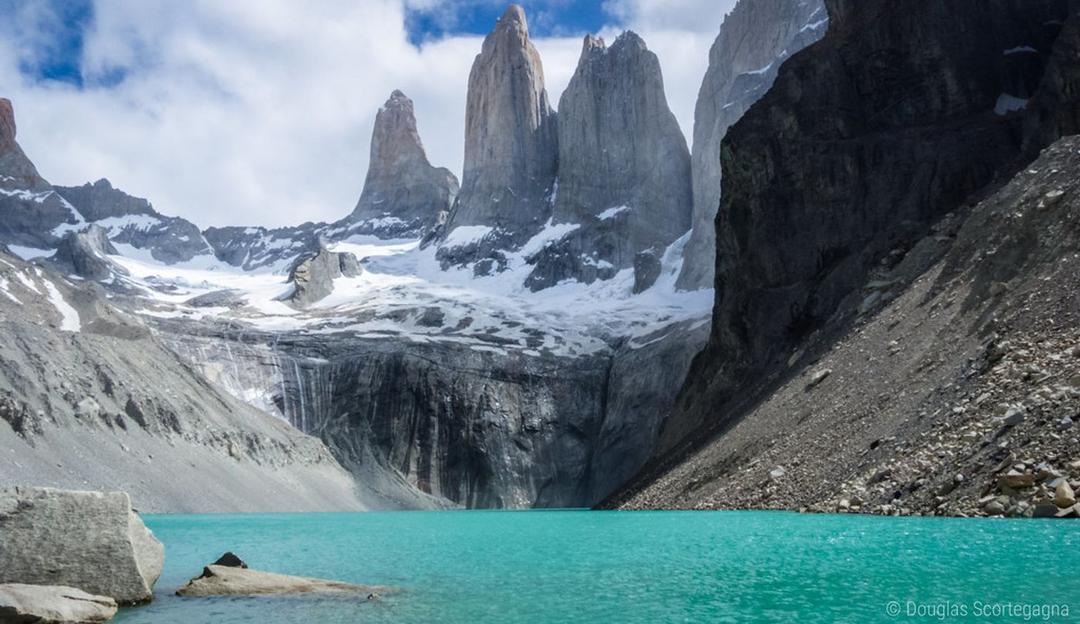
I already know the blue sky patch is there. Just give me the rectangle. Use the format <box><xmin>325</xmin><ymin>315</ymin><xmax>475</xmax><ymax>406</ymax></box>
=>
<box><xmin>405</xmin><ymin>1</ymin><xmax>612</xmax><ymax>45</ymax></box>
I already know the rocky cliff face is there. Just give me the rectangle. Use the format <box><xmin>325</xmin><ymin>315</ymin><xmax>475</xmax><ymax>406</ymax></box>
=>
<box><xmin>438</xmin><ymin>5</ymin><xmax>559</xmax><ymax>271</ymax></box>
<box><xmin>347</xmin><ymin>91</ymin><xmax>459</xmax><ymax>239</ymax></box>
<box><xmin>157</xmin><ymin>316</ymin><xmax>708</xmax><ymax>509</ymax></box>
<box><xmin>677</xmin><ymin>0</ymin><xmax>827</xmax><ymax>291</ymax></box>
<box><xmin>526</xmin><ymin>32</ymin><xmax>691</xmax><ymax>291</ymax></box>
<box><xmin>607</xmin><ymin>0</ymin><xmax>1079</xmax><ymax>513</ymax></box>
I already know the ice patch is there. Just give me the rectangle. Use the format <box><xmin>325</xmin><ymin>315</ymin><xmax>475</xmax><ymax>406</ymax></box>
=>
<box><xmin>597</xmin><ymin>206</ymin><xmax>630</xmax><ymax>221</ymax></box>
<box><xmin>7</xmin><ymin>245</ymin><xmax>53</xmax><ymax>261</ymax></box>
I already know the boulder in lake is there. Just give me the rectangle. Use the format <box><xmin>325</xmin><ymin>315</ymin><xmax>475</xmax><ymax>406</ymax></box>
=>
<box><xmin>0</xmin><ymin>584</ymin><xmax>118</xmax><ymax>624</ymax></box>
<box><xmin>0</xmin><ymin>488</ymin><xmax>164</xmax><ymax>605</ymax></box>
<box><xmin>176</xmin><ymin>564</ymin><xmax>391</xmax><ymax>597</ymax></box>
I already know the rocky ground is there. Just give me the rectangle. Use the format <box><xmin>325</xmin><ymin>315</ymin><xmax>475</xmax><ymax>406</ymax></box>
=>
<box><xmin>611</xmin><ymin>136</ymin><xmax>1080</xmax><ymax>519</ymax></box>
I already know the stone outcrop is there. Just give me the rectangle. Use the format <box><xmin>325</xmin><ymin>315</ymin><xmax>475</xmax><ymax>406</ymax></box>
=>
<box><xmin>177</xmin><ymin>564</ymin><xmax>388</xmax><ymax>597</ymax></box>
<box><xmin>0</xmin><ymin>488</ymin><xmax>164</xmax><ymax>605</ymax></box>
<box><xmin>287</xmin><ymin>243</ymin><xmax>362</xmax><ymax>306</ymax></box>
<box><xmin>438</xmin><ymin>5</ymin><xmax>558</xmax><ymax>270</ymax></box>
<box><xmin>346</xmin><ymin>91</ymin><xmax>459</xmax><ymax>239</ymax></box>
<box><xmin>50</xmin><ymin>225</ymin><xmax>122</xmax><ymax>282</ymax></box>
<box><xmin>56</xmin><ymin>179</ymin><xmax>211</xmax><ymax>265</ymax></box>
<box><xmin>525</xmin><ymin>32</ymin><xmax>691</xmax><ymax>291</ymax></box>
<box><xmin>0</xmin><ymin>584</ymin><xmax>118</xmax><ymax>624</ymax></box>
<box><xmin>677</xmin><ymin>0</ymin><xmax>827</xmax><ymax>291</ymax></box>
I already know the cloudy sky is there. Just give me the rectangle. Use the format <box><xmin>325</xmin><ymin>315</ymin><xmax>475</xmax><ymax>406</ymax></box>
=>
<box><xmin>0</xmin><ymin>0</ymin><xmax>733</xmax><ymax>227</ymax></box>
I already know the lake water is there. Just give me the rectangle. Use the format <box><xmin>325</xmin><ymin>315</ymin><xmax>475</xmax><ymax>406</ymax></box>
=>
<box><xmin>115</xmin><ymin>510</ymin><xmax>1079</xmax><ymax>623</ymax></box>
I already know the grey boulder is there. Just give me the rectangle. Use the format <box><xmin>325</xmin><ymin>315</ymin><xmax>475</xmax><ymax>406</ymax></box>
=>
<box><xmin>0</xmin><ymin>488</ymin><xmax>164</xmax><ymax>605</ymax></box>
<box><xmin>0</xmin><ymin>584</ymin><xmax>118</xmax><ymax>624</ymax></box>
<box><xmin>287</xmin><ymin>243</ymin><xmax>363</xmax><ymax>306</ymax></box>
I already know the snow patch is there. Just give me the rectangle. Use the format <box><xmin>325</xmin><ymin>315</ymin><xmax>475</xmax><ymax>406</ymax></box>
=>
<box><xmin>7</xmin><ymin>245</ymin><xmax>53</xmax><ymax>261</ymax></box>
<box><xmin>597</xmin><ymin>206</ymin><xmax>630</xmax><ymax>221</ymax></box>
<box><xmin>42</xmin><ymin>280</ymin><xmax>81</xmax><ymax>332</ymax></box>
<box><xmin>442</xmin><ymin>225</ymin><xmax>494</xmax><ymax>248</ymax></box>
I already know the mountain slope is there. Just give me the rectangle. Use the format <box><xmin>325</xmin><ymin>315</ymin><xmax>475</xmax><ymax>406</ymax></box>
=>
<box><xmin>606</xmin><ymin>0</ymin><xmax>1080</xmax><ymax>517</ymax></box>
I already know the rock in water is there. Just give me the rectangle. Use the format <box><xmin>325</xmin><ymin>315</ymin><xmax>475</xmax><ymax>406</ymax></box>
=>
<box><xmin>347</xmin><ymin>90</ymin><xmax>459</xmax><ymax>239</ymax></box>
<box><xmin>287</xmin><ymin>243</ymin><xmax>363</xmax><ymax>306</ymax></box>
<box><xmin>439</xmin><ymin>4</ymin><xmax>558</xmax><ymax>267</ymax></box>
<box><xmin>526</xmin><ymin>32</ymin><xmax>691</xmax><ymax>291</ymax></box>
<box><xmin>0</xmin><ymin>584</ymin><xmax>118</xmax><ymax>624</ymax></box>
<box><xmin>0</xmin><ymin>488</ymin><xmax>164</xmax><ymax>605</ymax></box>
<box><xmin>212</xmin><ymin>552</ymin><xmax>248</xmax><ymax>568</ymax></box>
<box><xmin>677</xmin><ymin>0</ymin><xmax>828</xmax><ymax>291</ymax></box>
<box><xmin>176</xmin><ymin>565</ymin><xmax>390</xmax><ymax>597</ymax></box>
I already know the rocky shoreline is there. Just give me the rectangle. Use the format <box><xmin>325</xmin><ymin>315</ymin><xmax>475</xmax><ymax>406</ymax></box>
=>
<box><xmin>0</xmin><ymin>487</ymin><xmax>391</xmax><ymax>623</ymax></box>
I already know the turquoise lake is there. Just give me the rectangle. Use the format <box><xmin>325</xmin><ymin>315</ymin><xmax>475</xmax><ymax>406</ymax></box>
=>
<box><xmin>114</xmin><ymin>510</ymin><xmax>1080</xmax><ymax>623</ymax></box>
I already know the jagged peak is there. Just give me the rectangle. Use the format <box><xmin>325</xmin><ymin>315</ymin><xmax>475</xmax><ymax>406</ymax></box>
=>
<box><xmin>489</xmin><ymin>4</ymin><xmax>530</xmax><ymax>45</ymax></box>
<box><xmin>500</xmin><ymin>4</ymin><xmax>527</xmax><ymax>28</ymax></box>
<box><xmin>583</xmin><ymin>34</ymin><xmax>606</xmax><ymax>51</ymax></box>
<box><xmin>612</xmin><ymin>30</ymin><xmax>647</xmax><ymax>52</ymax></box>
<box><xmin>92</xmin><ymin>178</ymin><xmax>114</xmax><ymax>190</ymax></box>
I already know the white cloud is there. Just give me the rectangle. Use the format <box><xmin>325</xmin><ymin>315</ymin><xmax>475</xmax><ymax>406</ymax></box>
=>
<box><xmin>0</xmin><ymin>0</ymin><xmax>723</xmax><ymax>228</ymax></box>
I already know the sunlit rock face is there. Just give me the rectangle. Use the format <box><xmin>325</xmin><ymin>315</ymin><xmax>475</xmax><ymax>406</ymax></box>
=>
<box><xmin>438</xmin><ymin>4</ymin><xmax>559</xmax><ymax>270</ymax></box>
<box><xmin>526</xmin><ymin>32</ymin><xmax>692</xmax><ymax>292</ymax></box>
<box><xmin>347</xmin><ymin>90</ymin><xmax>459</xmax><ymax>240</ymax></box>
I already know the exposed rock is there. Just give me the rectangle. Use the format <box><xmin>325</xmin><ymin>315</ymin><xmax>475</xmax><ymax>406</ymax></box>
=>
<box><xmin>176</xmin><ymin>564</ymin><xmax>390</xmax><ymax>597</ymax></box>
<box><xmin>346</xmin><ymin>91</ymin><xmax>459</xmax><ymax>239</ymax></box>
<box><xmin>0</xmin><ymin>488</ymin><xmax>163</xmax><ymax>605</ymax></box>
<box><xmin>50</xmin><ymin>225</ymin><xmax>121</xmax><ymax>282</ymax></box>
<box><xmin>439</xmin><ymin>4</ymin><xmax>558</xmax><ymax>265</ymax></box>
<box><xmin>0</xmin><ymin>584</ymin><xmax>118</xmax><ymax>624</ymax></box>
<box><xmin>632</xmin><ymin>249</ymin><xmax>662</xmax><ymax>294</ymax></box>
<box><xmin>805</xmin><ymin>369</ymin><xmax>832</xmax><ymax>390</ymax></box>
<box><xmin>212</xmin><ymin>552</ymin><xmax>248</xmax><ymax>569</ymax></box>
<box><xmin>1056</xmin><ymin>481</ymin><xmax>1077</xmax><ymax>508</ymax></box>
<box><xmin>527</xmin><ymin>31</ymin><xmax>690</xmax><ymax>290</ymax></box>
<box><xmin>677</xmin><ymin>0</ymin><xmax>828</xmax><ymax>290</ymax></box>
<box><xmin>287</xmin><ymin>244</ymin><xmax>363</xmax><ymax>306</ymax></box>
